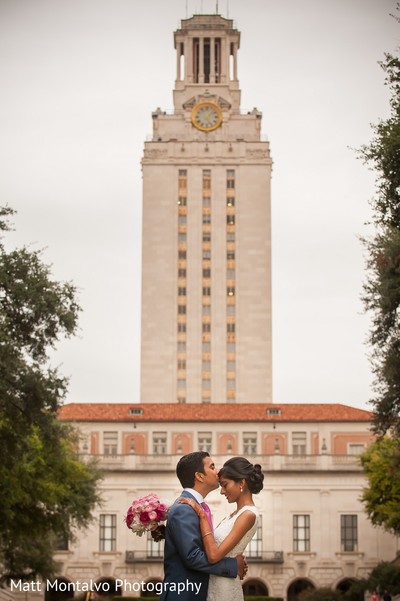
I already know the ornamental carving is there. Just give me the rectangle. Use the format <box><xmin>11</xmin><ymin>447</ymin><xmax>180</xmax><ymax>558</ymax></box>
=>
<box><xmin>246</xmin><ymin>149</ymin><xmax>268</xmax><ymax>158</ymax></box>
<box><xmin>144</xmin><ymin>149</ymin><xmax>168</xmax><ymax>158</ymax></box>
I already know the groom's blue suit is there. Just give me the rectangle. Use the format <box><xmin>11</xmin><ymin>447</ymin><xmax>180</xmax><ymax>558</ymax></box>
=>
<box><xmin>159</xmin><ymin>491</ymin><xmax>238</xmax><ymax>601</ymax></box>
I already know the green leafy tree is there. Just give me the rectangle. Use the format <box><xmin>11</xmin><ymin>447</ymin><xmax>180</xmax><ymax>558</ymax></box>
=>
<box><xmin>360</xmin><ymin>436</ymin><xmax>400</xmax><ymax>535</ymax></box>
<box><xmin>298</xmin><ymin>588</ymin><xmax>343</xmax><ymax>601</ymax></box>
<box><xmin>359</xmin><ymin>40</ymin><xmax>400</xmax><ymax>435</ymax></box>
<box><xmin>349</xmin><ymin>562</ymin><xmax>400</xmax><ymax>596</ymax></box>
<box><xmin>0</xmin><ymin>207</ymin><xmax>102</xmax><ymax>581</ymax></box>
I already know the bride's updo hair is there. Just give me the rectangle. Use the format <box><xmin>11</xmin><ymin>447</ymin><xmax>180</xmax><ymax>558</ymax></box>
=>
<box><xmin>218</xmin><ymin>457</ymin><xmax>264</xmax><ymax>494</ymax></box>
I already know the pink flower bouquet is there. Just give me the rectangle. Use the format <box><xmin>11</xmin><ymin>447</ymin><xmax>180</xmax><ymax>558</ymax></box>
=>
<box><xmin>125</xmin><ymin>493</ymin><xmax>169</xmax><ymax>541</ymax></box>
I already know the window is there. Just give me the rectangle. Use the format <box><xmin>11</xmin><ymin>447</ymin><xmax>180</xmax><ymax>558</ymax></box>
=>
<box><xmin>227</xmin><ymin>170</ymin><xmax>235</xmax><ymax>188</ymax></box>
<box><xmin>293</xmin><ymin>515</ymin><xmax>310</xmax><ymax>552</ymax></box>
<box><xmin>103</xmin><ymin>431</ymin><xmax>118</xmax><ymax>455</ymax></box>
<box><xmin>178</xmin><ymin>250</ymin><xmax>187</xmax><ymax>259</ymax></box>
<box><xmin>177</xmin><ymin>359</ymin><xmax>186</xmax><ymax>370</ymax></box>
<box><xmin>99</xmin><ymin>514</ymin><xmax>116</xmax><ymax>551</ymax></box>
<box><xmin>227</xmin><ymin>287</ymin><xmax>235</xmax><ymax>296</ymax></box>
<box><xmin>203</xmin><ymin>233</ymin><xmax>211</xmax><ymax>242</ymax></box>
<box><xmin>178</xmin><ymin>268</ymin><xmax>186</xmax><ymax>278</ymax></box>
<box><xmin>266</xmin><ymin>407</ymin><xmax>281</xmax><ymax>416</ymax></box>
<box><xmin>227</xmin><ymin>323</ymin><xmax>235</xmax><ymax>333</ymax></box>
<box><xmin>177</xmin><ymin>323</ymin><xmax>186</xmax><ymax>332</ymax></box>
<box><xmin>348</xmin><ymin>444</ymin><xmax>365</xmax><ymax>455</ymax></box>
<box><xmin>243</xmin><ymin>432</ymin><xmax>257</xmax><ymax>455</ymax></box>
<box><xmin>202</xmin><ymin>323</ymin><xmax>211</xmax><ymax>332</ymax></box>
<box><xmin>203</xmin><ymin>170</ymin><xmax>211</xmax><ymax>189</ymax></box>
<box><xmin>177</xmin><ymin>196</ymin><xmax>186</xmax><ymax>206</ymax></box>
<box><xmin>178</xmin><ymin>305</ymin><xmax>186</xmax><ymax>314</ymax></box>
<box><xmin>341</xmin><ymin>515</ymin><xmax>357</xmax><ymax>552</ymax></box>
<box><xmin>247</xmin><ymin>516</ymin><xmax>262</xmax><ymax>558</ymax></box>
<box><xmin>227</xmin><ymin>215</ymin><xmax>235</xmax><ymax>225</ymax></box>
<box><xmin>203</xmin><ymin>214</ymin><xmax>211</xmax><ymax>224</ymax></box>
<box><xmin>153</xmin><ymin>432</ymin><xmax>167</xmax><ymax>454</ymax></box>
<box><xmin>292</xmin><ymin>431</ymin><xmax>307</xmax><ymax>455</ymax></box>
<box><xmin>55</xmin><ymin>532</ymin><xmax>69</xmax><ymax>551</ymax></box>
<box><xmin>203</xmin><ymin>287</ymin><xmax>211</xmax><ymax>296</ymax></box>
<box><xmin>129</xmin><ymin>407</ymin><xmax>143</xmax><ymax>415</ymax></box>
<box><xmin>198</xmin><ymin>432</ymin><xmax>212</xmax><ymax>452</ymax></box>
<box><xmin>203</xmin><ymin>196</ymin><xmax>211</xmax><ymax>207</ymax></box>
<box><xmin>203</xmin><ymin>268</ymin><xmax>211</xmax><ymax>278</ymax></box>
<box><xmin>227</xmin><ymin>197</ymin><xmax>235</xmax><ymax>206</ymax></box>
<box><xmin>178</xmin><ymin>287</ymin><xmax>186</xmax><ymax>296</ymax></box>
<box><xmin>147</xmin><ymin>530</ymin><xmax>164</xmax><ymax>558</ymax></box>
<box><xmin>227</xmin><ymin>251</ymin><xmax>235</xmax><ymax>260</ymax></box>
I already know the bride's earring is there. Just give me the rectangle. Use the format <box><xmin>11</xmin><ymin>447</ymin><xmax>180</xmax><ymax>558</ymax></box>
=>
<box><xmin>240</xmin><ymin>486</ymin><xmax>243</xmax><ymax>493</ymax></box>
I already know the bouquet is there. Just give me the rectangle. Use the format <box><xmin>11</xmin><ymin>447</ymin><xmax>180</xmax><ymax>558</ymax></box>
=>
<box><xmin>125</xmin><ymin>493</ymin><xmax>169</xmax><ymax>541</ymax></box>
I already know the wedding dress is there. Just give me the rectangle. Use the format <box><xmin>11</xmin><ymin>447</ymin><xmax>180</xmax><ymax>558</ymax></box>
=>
<box><xmin>207</xmin><ymin>505</ymin><xmax>259</xmax><ymax>601</ymax></box>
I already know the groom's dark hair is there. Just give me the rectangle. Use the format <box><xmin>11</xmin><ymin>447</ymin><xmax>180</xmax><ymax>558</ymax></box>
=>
<box><xmin>176</xmin><ymin>451</ymin><xmax>209</xmax><ymax>488</ymax></box>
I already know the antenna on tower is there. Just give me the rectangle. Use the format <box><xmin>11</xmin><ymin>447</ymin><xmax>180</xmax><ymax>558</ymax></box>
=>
<box><xmin>227</xmin><ymin>0</ymin><xmax>229</xmax><ymax>17</ymax></box>
<box><xmin>216</xmin><ymin>0</ymin><xmax>219</xmax><ymax>13</ymax></box>
<box><xmin>185</xmin><ymin>0</ymin><xmax>188</xmax><ymax>18</ymax></box>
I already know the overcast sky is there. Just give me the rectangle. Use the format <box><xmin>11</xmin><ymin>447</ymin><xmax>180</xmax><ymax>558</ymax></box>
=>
<box><xmin>0</xmin><ymin>0</ymin><xmax>398</xmax><ymax>410</ymax></box>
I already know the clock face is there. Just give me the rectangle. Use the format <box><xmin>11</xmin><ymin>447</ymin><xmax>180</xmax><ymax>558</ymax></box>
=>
<box><xmin>192</xmin><ymin>102</ymin><xmax>222</xmax><ymax>132</ymax></box>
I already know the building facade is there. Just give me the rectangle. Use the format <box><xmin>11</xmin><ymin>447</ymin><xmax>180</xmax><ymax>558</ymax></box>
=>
<box><xmin>140</xmin><ymin>14</ymin><xmax>272</xmax><ymax>404</ymax></box>
<box><xmin>31</xmin><ymin>402</ymin><xmax>396</xmax><ymax>601</ymax></box>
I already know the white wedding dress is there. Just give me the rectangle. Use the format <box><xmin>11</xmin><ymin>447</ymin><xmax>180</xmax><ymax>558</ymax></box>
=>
<box><xmin>207</xmin><ymin>505</ymin><xmax>259</xmax><ymax>601</ymax></box>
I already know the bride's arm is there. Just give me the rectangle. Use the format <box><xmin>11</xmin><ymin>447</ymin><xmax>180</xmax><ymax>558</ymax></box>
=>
<box><xmin>177</xmin><ymin>498</ymin><xmax>256</xmax><ymax>564</ymax></box>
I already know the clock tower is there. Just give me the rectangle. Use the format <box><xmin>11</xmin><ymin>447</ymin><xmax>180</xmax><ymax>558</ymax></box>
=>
<box><xmin>140</xmin><ymin>14</ymin><xmax>272</xmax><ymax>404</ymax></box>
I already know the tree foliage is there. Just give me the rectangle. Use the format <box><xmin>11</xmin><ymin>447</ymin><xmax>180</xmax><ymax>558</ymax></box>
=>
<box><xmin>0</xmin><ymin>207</ymin><xmax>102</xmax><ymax>581</ymax></box>
<box><xmin>360</xmin><ymin>436</ymin><xmax>400</xmax><ymax>535</ymax></box>
<box><xmin>359</xmin><ymin>42</ymin><xmax>400</xmax><ymax>435</ymax></box>
<box><xmin>349</xmin><ymin>562</ymin><xmax>400</xmax><ymax>596</ymax></box>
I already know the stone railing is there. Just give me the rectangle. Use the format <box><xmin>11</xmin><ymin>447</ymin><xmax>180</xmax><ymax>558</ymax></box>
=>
<box><xmin>84</xmin><ymin>453</ymin><xmax>362</xmax><ymax>473</ymax></box>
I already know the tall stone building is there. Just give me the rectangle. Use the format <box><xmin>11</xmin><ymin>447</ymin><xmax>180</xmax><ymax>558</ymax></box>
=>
<box><xmin>140</xmin><ymin>15</ymin><xmax>272</xmax><ymax>404</ymax></box>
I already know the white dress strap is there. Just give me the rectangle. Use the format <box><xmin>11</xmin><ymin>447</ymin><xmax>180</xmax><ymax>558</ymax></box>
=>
<box><xmin>234</xmin><ymin>505</ymin><xmax>259</xmax><ymax>519</ymax></box>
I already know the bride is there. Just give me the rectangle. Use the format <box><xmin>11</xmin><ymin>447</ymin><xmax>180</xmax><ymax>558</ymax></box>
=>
<box><xmin>179</xmin><ymin>456</ymin><xmax>264</xmax><ymax>601</ymax></box>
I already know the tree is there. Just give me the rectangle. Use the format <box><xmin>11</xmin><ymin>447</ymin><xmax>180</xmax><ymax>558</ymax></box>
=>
<box><xmin>349</xmin><ymin>562</ymin><xmax>400</xmax><ymax>597</ymax></box>
<box><xmin>360</xmin><ymin>436</ymin><xmax>400</xmax><ymax>535</ymax></box>
<box><xmin>359</xmin><ymin>40</ymin><xmax>400</xmax><ymax>435</ymax></box>
<box><xmin>298</xmin><ymin>588</ymin><xmax>343</xmax><ymax>601</ymax></box>
<box><xmin>0</xmin><ymin>207</ymin><xmax>102</xmax><ymax>581</ymax></box>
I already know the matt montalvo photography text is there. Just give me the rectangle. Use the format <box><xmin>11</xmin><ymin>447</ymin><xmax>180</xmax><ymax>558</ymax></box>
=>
<box><xmin>9</xmin><ymin>578</ymin><xmax>203</xmax><ymax>596</ymax></box>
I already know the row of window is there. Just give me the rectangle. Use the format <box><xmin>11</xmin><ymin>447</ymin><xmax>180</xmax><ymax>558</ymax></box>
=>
<box><xmin>60</xmin><ymin>513</ymin><xmax>358</xmax><ymax>556</ymax></box>
<box><xmin>177</xmin><ymin>170</ymin><xmax>188</xmax><ymax>403</ymax></box>
<box><xmin>294</xmin><ymin>514</ymin><xmax>358</xmax><ymax>553</ymax></box>
<box><xmin>102</xmin><ymin>430</ymin><xmax>366</xmax><ymax>456</ymax></box>
<box><xmin>202</xmin><ymin>171</ymin><xmax>212</xmax><ymax>402</ymax></box>
<box><xmin>175</xmin><ymin>169</ymin><xmax>239</xmax><ymax>402</ymax></box>
<box><xmin>226</xmin><ymin>169</ymin><xmax>236</xmax><ymax>401</ymax></box>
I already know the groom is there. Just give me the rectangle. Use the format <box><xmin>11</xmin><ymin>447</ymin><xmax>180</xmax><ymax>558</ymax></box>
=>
<box><xmin>160</xmin><ymin>451</ymin><xmax>246</xmax><ymax>601</ymax></box>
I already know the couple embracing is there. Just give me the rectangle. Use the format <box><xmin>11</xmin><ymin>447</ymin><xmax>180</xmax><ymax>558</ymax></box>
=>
<box><xmin>160</xmin><ymin>451</ymin><xmax>264</xmax><ymax>601</ymax></box>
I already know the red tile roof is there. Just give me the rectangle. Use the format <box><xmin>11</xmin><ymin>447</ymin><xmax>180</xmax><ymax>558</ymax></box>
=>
<box><xmin>58</xmin><ymin>403</ymin><xmax>372</xmax><ymax>423</ymax></box>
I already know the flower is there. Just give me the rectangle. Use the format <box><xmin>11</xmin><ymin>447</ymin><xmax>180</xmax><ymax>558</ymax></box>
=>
<box><xmin>125</xmin><ymin>493</ymin><xmax>169</xmax><ymax>540</ymax></box>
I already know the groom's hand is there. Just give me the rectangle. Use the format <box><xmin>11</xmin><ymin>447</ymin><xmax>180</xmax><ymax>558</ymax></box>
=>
<box><xmin>235</xmin><ymin>554</ymin><xmax>248</xmax><ymax>579</ymax></box>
